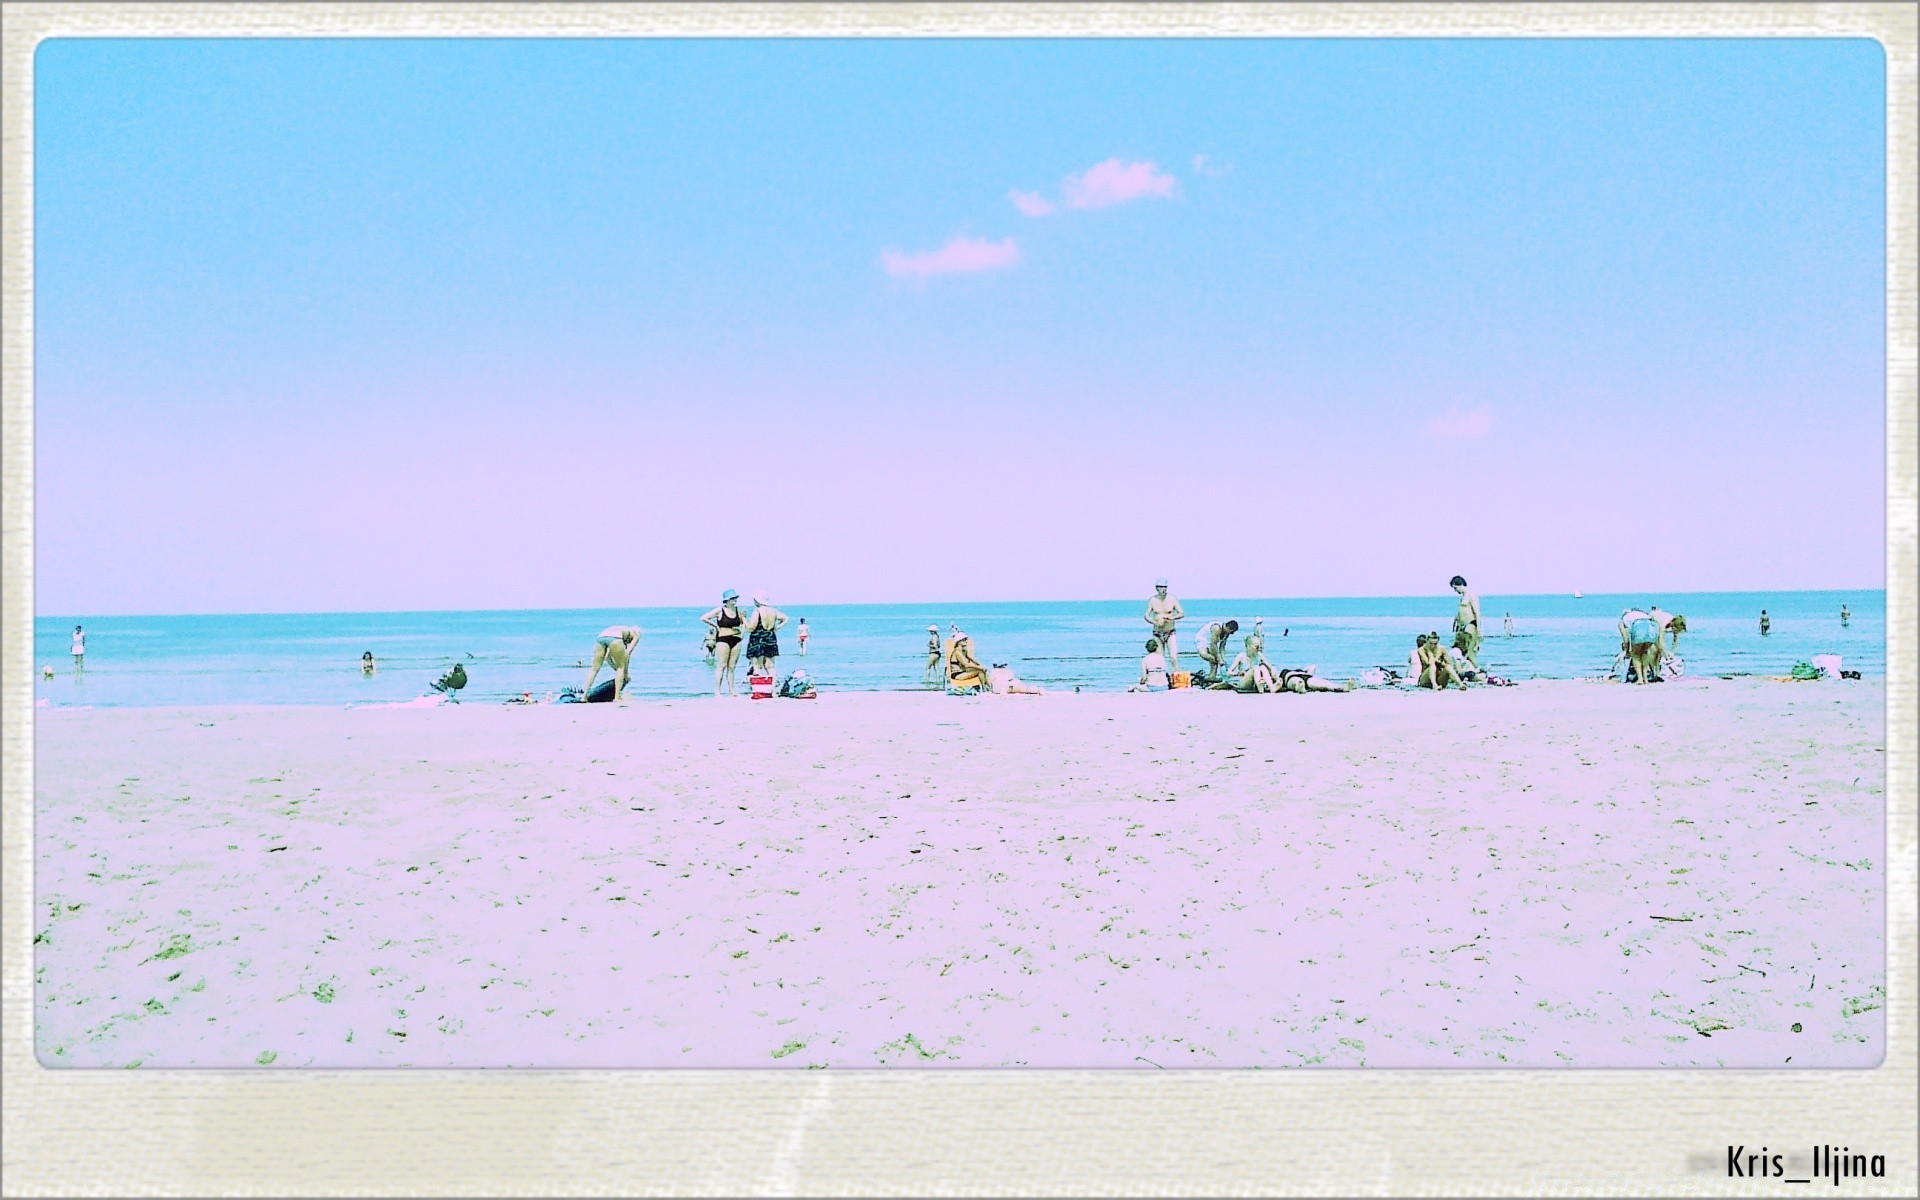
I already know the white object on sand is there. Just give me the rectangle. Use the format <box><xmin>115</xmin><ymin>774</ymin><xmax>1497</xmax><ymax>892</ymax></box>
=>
<box><xmin>1811</xmin><ymin>654</ymin><xmax>1843</xmax><ymax>679</ymax></box>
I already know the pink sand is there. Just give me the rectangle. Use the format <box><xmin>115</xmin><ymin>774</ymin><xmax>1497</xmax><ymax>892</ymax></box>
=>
<box><xmin>33</xmin><ymin>679</ymin><xmax>1886</xmax><ymax>1068</ymax></box>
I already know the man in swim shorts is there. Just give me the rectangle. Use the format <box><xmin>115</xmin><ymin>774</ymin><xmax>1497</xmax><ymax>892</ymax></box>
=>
<box><xmin>1145</xmin><ymin>579</ymin><xmax>1185</xmax><ymax>673</ymax></box>
<box><xmin>1449</xmin><ymin>576</ymin><xmax>1482</xmax><ymax>673</ymax></box>
<box><xmin>584</xmin><ymin>625</ymin><xmax>641</xmax><ymax>700</ymax></box>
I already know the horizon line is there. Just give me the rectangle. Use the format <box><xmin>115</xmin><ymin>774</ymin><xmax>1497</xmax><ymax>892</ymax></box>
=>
<box><xmin>33</xmin><ymin>586</ymin><xmax>1888</xmax><ymax>623</ymax></box>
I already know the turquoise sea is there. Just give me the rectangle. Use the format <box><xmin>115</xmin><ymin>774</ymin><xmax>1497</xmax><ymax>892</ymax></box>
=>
<box><xmin>33</xmin><ymin>591</ymin><xmax>1885</xmax><ymax>708</ymax></box>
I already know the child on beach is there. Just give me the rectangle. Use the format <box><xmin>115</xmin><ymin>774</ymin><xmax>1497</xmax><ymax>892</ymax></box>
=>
<box><xmin>796</xmin><ymin>619</ymin><xmax>809</xmax><ymax>655</ymax></box>
<box><xmin>71</xmin><ymin>625</ymin><xmax>85</xmax><ymax>668</ymax></box>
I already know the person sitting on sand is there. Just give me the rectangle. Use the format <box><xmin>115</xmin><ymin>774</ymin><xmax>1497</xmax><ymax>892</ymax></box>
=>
<box><xmin>361</xmin><ymin>651</ymin><xmax>377</xmax><ymax>676</ymax></box>
<box><xmin>1450</xmin><ymin>576</ymin><xmax>1483</xmax><ymax>673</ymax></box>
<box><xmin>945</xmin><ymin>629</ymin><xmax>991</xmax><ymax>693</ymax></box>
<box><xmin>1413</xmin><ymin>632</ymin><xmax>1465</xmax><ymax>691</ymax></box>
<box><xmin>701</xmin><ymin>590</ymin><xmax>747</xmax><ymax>695</ymax></box>
<box><xmin>1195</xmin><ymin>619</ymin><xmax>1240</xmax><ymax>680</ymax></box>
<box><xmin>745</xmin><ymin>592</ymin><xmax>787</xmax><ymax>678</ymax></box>
<box><xmin>583</xmin><ymin>626</ymin><xmax>640</xmax><ymax>700</ymax></box>
<box><xmin>431</xmin><ymin>661</ymin><xmax>468</xmax><ymax>701</ymax></box>
<box><xmin>1226</xmin><ymin>628</ymin><xmax>1273</xmax><ymax>688</ymax></box>
<box><xmin>1132</xmin><ymin>637</ymin><xmax>1171</xmax><ymax>691</ymax></box>
<box><xmin>1145</xmin><ymin>579</ymin><xmax>1185</xmax><ymax>673</ymax></box>
<box><xmin>924</xmin><ymin>625</ymin><xmax>945</xmax><ymax>685</ymax></box>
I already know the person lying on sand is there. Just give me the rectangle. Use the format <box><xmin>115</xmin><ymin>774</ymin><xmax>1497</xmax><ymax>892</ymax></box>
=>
<box><xmin>583</xmin><ymin>626</ymin><xmax>640</xmax><ymax>699</ymax></box>
<box><xmin>988</xmin><ymin>663</ymin><xmax>1045</xmax><ymax>695</ymax></box>
<box><xmin>1273</xmin><ymin>666</ymin><xmax>1353</xmax><ymax>694</ymax></box>
<box><xmin>1131</xmin><ymin>637</ymin><xmax>1171</xmax><ymax>691</ymax></box>
<box><xmin>945</xmin><ymin>630</ymin><xmax>991</xmax><ymax>693</ymax></box>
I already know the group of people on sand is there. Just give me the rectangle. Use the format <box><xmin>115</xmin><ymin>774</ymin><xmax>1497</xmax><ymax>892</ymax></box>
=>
<box><xmin>578</xmin><ymin>590</ymin><xmax>813</xmax><ymax>701</ymax></box>
<box><xmin>931</xmin><ymin>624</ymin><xmax>1045</xmax><ymax>695</ymax></box>
<box><xmin>1131</xmin><ymin>579</ymin><xmax>1349</xmax><ymax>695</ymax></box>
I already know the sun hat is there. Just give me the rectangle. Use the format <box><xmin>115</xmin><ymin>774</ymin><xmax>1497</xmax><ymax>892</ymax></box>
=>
<box><xmin>751</xmin><ymin>591</ymin><xmax>769</xmax><ymax>605</ymax></box>
<box><xmin>722</xmin><ymin>589</ymin><xmax>738</xmax><ymax>602</ymax></box>
<box><xmin>1155</xmin><ymin>577</ymin><xmax>1169</xmax><ymax>587</ymax></box>
<box><xmin>928</xmin><ymin>624</ymin><xmax>939</xmax><ymax>632</ymax></box>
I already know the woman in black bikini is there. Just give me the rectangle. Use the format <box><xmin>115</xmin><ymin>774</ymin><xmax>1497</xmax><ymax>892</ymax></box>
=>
<box><xmin>701</xmin><ymin>589</ymin><xmax>747</xmax><ymax>695</ymax></box>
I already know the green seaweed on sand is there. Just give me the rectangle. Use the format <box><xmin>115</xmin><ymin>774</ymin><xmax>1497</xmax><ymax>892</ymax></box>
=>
<box><xmin>143</xmin><ymin>999</ymin><xmax>165</xmax><ymax>1014</ymax></box>
<box><xmin>772</xmin><ymin>1040</ymin><xmax>807</xmax><ymax>1059</ymax></box>
<box><xmin>1841</xmin><ymin>986</ymin><xmax>1884</xmax><ymax>1017</ymax></box>
<box><xmin>877</xmin><ymin>1032</ymin><xmax>948</xmax><ymax>1062</ymax></box>
<box><xmin>255</xmin><ymin>1050</ymin><xmax>277</xmax><ymax>1065</ymax></box>
<box><xmin>313</xmin><ymin>982</ymin><xmax>336</xmax><ymax>1004</ymax></box>
<box><xmin>150</xmin><ymin>933</ymin><xmax>193</xmax><ymax>961</ymax></box>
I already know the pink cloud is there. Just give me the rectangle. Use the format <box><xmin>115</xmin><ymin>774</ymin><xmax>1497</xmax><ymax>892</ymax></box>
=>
<box><xmin>1430</xmin><ymin>404</ymin><xmax>1492</xmax><ymax>439</ymax></box>
<box><xmin>881</xmin><ymin>235</ymin><xmax>1021</xmax><ymax>278</ymax></box>
<box><xmin>1008</xmin><ymin>189</ymin><xmax>1056</xmax><ymax>217</ymax></box>
<box><xmin>1062</xmin><ymin>158</ymin><xmax>1178</xmax><ymax>210</ymax></box>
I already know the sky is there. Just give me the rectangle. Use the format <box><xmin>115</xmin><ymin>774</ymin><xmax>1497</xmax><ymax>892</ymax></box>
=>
<box><xmin>33</xmin><ymin>37</ymin><xmax>1888</xmax><ymax>615</ymax></box>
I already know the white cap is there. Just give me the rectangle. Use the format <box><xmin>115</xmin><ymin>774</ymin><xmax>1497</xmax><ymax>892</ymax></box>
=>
<box><xmin>1155</xmin><ymin>577</ymin><xmax>1169</xmax><ymax>588</ymax></box>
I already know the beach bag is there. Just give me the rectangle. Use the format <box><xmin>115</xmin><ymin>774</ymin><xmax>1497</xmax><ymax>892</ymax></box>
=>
<box><xmin>1788</xmin><ymin>661</ymin><xmax>1821</xmax><ymax>681</ymax></box>
<box><xmin>1169</xmin><ymin>672</ymin><xmax>1191</xmax><ymax>690</ymax></box>
<box><xmin>749</xmin><ymin>673</ymin><xmax>776</xmax><ymax>699</ymax></box>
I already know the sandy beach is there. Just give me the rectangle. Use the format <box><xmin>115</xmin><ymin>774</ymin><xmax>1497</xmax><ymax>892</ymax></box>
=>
<box><xmin>33</xmin><ymin>678</ymin><xmax>1885</xmax><ymax>1069</ymax></box>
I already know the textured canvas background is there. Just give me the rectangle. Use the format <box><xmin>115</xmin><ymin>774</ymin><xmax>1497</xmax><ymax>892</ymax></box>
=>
<box><xmin>3</xmin><ymin>4</ymin><xmax>1914</xmax><ymax>1195</ymax></box>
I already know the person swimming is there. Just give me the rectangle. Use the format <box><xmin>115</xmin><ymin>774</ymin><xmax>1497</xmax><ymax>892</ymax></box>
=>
<box><xmin>583</xmin><ymin>626</ymin><xmax>640</xmax><ymax>700</ymax></box>
<box><xmin>745</xmin><ymin>593</ymin><xmax>788</xmax><ymax>677</ymax></box>
<box><xmin>701</xmin><ymin>590</ymin><xmax>747</xmax><ymax>695</ymax></box>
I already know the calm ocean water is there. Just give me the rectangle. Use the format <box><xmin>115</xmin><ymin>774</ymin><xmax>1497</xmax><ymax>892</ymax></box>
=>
<box><xmin>34</xmin><ymin>591</ymin><xmax>1885</xmax><ymax>708</ymax></box>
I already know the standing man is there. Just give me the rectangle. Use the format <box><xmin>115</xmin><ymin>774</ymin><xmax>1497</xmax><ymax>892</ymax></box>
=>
<box><xmin>924</xmin><ymin>625</ymin><xmax>945</xmax><ymax>685</ymax></box>
<box><xmin>71</xmin><ymin>625</ymin><xmax>86</xmax><ymax>670</ymax></box>
<box><xmin>1503</xmin><ymin>612</ymin><xmax>1515</xmax><ymax>637</ymax></box>
<box><xmin>1145</xmin><ymin>578</ymin><xmax>1186</xmax><ymax>675</ymax></box>
<box><xmin>1759</xmin><ymin>609</ymin><xmax>1771</xmax><ymax>636</ymax></box>
<box><xmin>1449</xmin><ymin>576</ymin><xmax>1482</xmax><ymax>674</ymax></box>
<box><xmin>1840</xmin><ymin>604</ymin><xmax>1851</xmax><ymax>626</ymax></box>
